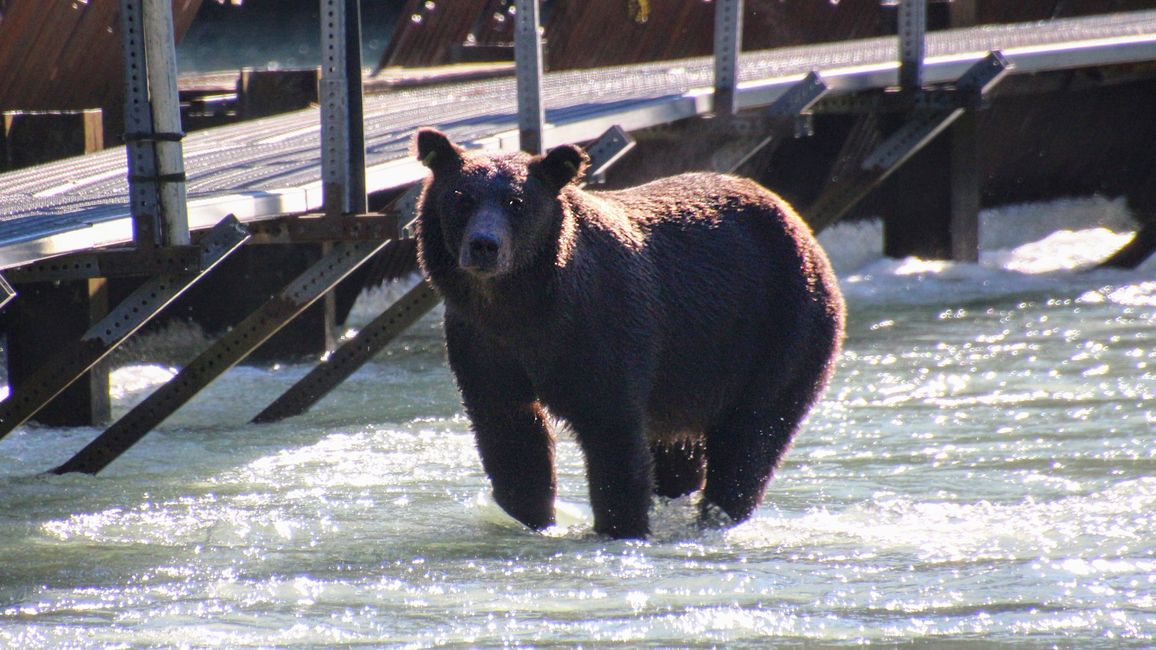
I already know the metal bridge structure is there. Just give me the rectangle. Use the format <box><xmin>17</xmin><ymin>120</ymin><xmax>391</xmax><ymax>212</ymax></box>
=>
<box><xmin>1</xmin><ymin>1</ymin><xmax>1156</xmax><ymax>474</ymax></box>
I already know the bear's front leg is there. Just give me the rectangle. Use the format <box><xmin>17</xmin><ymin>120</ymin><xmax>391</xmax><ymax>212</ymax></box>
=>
<box><xmin>445</xmin><ymin>317</ymin><xmax>556</xmax><ymax>531</ymax></box>
<box><xmin>569</xmin><ymin>408</ymin><xmax>654</xmax><ymax>539</ymax></box>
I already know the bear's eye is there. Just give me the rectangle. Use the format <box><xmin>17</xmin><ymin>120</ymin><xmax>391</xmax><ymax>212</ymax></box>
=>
<box><xmin>452</xmin><ymin>189</ymin><xmax>475</xmax><ymax>210</ymax></box>
<box><xmin>506</xmin><ymin>196</ymin><xmax>523</xmax><ymax>211</ymax></box>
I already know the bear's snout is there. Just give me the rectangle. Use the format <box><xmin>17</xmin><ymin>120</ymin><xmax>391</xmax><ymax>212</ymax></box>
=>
<box><xmin>458</xmin><ymin>210</ymin><xmax>511</xmax><ymax>276</ymax></box>
<box><xmin>465</xmin><ymin>232</ymin><xmax>501</xmax><ymax>269</ymax></box>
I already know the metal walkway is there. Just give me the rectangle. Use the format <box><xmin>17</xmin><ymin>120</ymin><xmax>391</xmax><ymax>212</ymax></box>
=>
<box><xmin>3</xmin><ymin>10</ymin><xmax>1156</xmax><ymax>270</ymax></box>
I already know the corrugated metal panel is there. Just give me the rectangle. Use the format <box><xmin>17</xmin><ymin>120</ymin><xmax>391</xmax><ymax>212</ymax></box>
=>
<box><xmin>0</xmin><ymin>0</ymin><xmax>202</xmax><ymax>117</ymax></box>
<box><xmin>378</xmin><ymin>0</ymin><xmax>490</xmax><ymax>69</ymax></box>
<box><xmin>374</xmin><ymin>0</ymin><xmax>1156</xmax><ymax>71</ymax></box>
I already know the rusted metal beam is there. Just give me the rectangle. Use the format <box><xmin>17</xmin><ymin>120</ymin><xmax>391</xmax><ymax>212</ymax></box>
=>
<box><xmin>0</xmin><ymin>215</ymin><xmax>249</xmax><ymax>442</ymax></box>
<box><xmin>4</xmin><ymin>246</ymin><xmax>203</xmax><ymax>283</ymax></box>
<box><xmin>52</xmin><ymin>237</ymin><xmax>390</xmax><ymax>475</ymax></box>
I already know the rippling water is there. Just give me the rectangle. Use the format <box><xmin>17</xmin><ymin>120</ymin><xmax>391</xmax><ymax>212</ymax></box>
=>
<box><xmin>1</xmin><ymin>197</ymin><xmax>1154</xmax><ymax>647</ymax></box>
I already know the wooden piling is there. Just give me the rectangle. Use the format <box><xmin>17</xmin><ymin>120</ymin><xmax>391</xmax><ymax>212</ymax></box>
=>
<box><xmin>0</xmin><ymin>110</ymin><xmax>103</xmax><ymax>170</ymax></box>
<box><xmin>238</xmin><ymin>69</ymin><xmax>320</xmax><ymax>119</ymax></box>
<box><xmin>3</xmin><ymin>279</ymin><xmax>112</xmax><ymax>427</ymax></box>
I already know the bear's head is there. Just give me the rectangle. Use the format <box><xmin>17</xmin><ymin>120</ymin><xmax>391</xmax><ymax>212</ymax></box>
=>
<box><xmin>414</xmin><ymin>128</ymin><xmax>588</xmax><ymax>280</ymax></box>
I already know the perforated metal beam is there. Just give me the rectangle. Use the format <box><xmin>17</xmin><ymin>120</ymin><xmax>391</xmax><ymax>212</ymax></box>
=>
<box><xmin>52</xmin><ymin>237</ymin><xmax>390</xmax><ymax>475</ymax></box>
<box><xmin>898</xmin><ymin>0</ymin><xmax>928</xmax><ymax>91</ymax></box>
<box><xmin>4</xmin><ymin>246</ymin><xmax>203</xmax><ymax>283</ymax></box>
<box><xmin>713</xmin><ymin>0</ymin><xmax>744</xmax><ymax>117</ymax></box>
<box><xmin>320</xmin><ymin>0</ymin><xmax>367</xmax><ymax>215</ymax></box>
<box><xmin>141</xmin><ymin>0</ymin><xmax>189</xmax><ymax>246</ymax></box>
<box><xmin>120</xmin><ymin>0</ymin><xmax>161</xmax><ymax>246</ymax></box>
<box><xmin>581</xmin><ymin>125</ymin><xmax>636</xmax><ymax>185</ymax></box>
<box><xmin>514</xmin><ymin>0</ymin><xmax>545</xmax><ymax>154</ymax></box>
<box><xmin>252</xmin><ymin>278</ymin><xmax>440</xmax><ymax>423</ymax></box>
<box><xmin>0</xmin><ymin>216</ymin><xmax>249</xmax><ymax>442</ymax></box>
<box><xmin>765</xmin><ymin>71</ymin><xmax>829</xmax><ymax>131</ymax></box>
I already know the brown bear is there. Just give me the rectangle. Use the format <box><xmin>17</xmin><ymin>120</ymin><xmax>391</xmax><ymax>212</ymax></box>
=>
<box><xmin>413</xmin><ymin>128</ymin><xmax>844</xmax><ymax>539</ymax></box>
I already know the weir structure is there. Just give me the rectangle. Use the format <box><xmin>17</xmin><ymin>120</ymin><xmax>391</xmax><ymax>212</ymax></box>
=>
<box><xmin>0</xmin><ymin>1</ymin><xmax>1155</xmax><ymax>473</ymax></box>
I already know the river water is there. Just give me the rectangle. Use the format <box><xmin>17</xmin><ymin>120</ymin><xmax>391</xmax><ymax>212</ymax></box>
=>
<box><xmin>1</xmin><ymin>197</ymin><xmax>1153</xmax><ymax>648</ymax></box>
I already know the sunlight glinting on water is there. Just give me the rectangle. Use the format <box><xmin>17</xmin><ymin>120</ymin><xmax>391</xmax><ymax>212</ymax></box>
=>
<box><xmin>1</xmin><ymin>196</ymin><xmax>1154</xmax><ymax>647</ymax></box>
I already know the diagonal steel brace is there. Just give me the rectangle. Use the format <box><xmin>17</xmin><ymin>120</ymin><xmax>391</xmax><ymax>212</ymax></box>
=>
<box><xmin>805</xmin><ymin>51</ymin><xmax>1009</xmax><ymax>232</ymax></box>
<box><xmin>52</xmin><ymin>237</ymin><xmax>390</xmax><ymax>475</ymax></box>
<box><xmin>0</xmin><ymin>274</ymin><xmax>15</xmax><ymax>311</ymax></box>
<box><xmin>252</xmin><ymin>278</ymin><xmax>441</xmax><ymax>424</ymax></box>
<box><xmin>0</xmin><ymin>216</ymin><xmax>249</xmax><ymax>442</ymax></box>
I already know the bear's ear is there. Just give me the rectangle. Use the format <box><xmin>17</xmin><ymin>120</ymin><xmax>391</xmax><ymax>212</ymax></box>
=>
<box><xmin>414</xmin><ymin>128</ymin><xmax>464</xmax><ymax>174</ymax></box>
<box><xmin>529</xmin><ymin>144</ymin><xmax>589</xmax><ymax>192</ymax></box>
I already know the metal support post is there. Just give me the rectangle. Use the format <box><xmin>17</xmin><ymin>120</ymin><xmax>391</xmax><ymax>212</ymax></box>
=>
<box><xmin>0</xmin><ymin>217</ymin><xmax>249</xmax><ymax>442</ymax></box>
<box><xmin>52</xmin><ymin>238</ymin><xmax>390</xmax><ymax>475</ymax></box>
<box><xmin>142</xmin><ymin>0</ymin><xmax>189</xmax><ymax>245</ymax></box>
<box><xmin>514</xmin><ymin>0</ymin><xmax>545</xmax><ymax>154</ymax></box>
<box><xmin>345</xmin><ymin>0</ymin><xmax>367</xmax><ymax>213</ymax></box>
<box><xmin>320</xmin><ymin>0</ymin><xmax>367</xmax><ymax>215</ymax></box>
<box><xmin>898</xmin><ymin>0</ymin><xmax>927</xmax><ymax>91</ymax></box>
<box><xmin>120</xmin><ymin>0</ymin><xmax>161</xmax><ymax>246</ymax></box>
<box><xmin>713</xmin><ymin>0</ymin><xmax>744</xmax><ymax>117</ymax></box>
<box><xmin>252</xmin><ymin>278</ymin><xmax>441</xmax><ymax>423</ymax></box>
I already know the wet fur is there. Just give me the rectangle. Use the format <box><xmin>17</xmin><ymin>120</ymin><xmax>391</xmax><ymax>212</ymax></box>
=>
<box><xmin>414</xmin><ymin>129</ymin><xmax>845</xmax><ymax>539</ymax></box>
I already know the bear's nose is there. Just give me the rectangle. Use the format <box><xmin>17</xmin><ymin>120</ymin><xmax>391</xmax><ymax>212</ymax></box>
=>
<box><xmin>468</xmin><ymin>233</ymin><xmax>501</xmax><ymax>257</ymax></box>
<box><xmin>463</xmin><ymin>232</ymin><xmax>503</xmax><ymax>272</ymax></box>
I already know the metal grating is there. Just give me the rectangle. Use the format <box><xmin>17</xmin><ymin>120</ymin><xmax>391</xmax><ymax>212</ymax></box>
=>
<box><xmin>1</xmin><ymin>10</ymin><xmax>1155</xmax><ymax>269</ymax></box>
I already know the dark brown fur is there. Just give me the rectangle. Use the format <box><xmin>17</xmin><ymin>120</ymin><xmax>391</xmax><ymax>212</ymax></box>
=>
<box><xmin>414</xmin><ymin>128</ymin><xmax>844</xmax><ymax>539</ymax></box>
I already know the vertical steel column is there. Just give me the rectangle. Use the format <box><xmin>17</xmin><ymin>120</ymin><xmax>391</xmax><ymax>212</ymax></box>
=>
<box><xmin>142</xmin><ymin>0</ymin><xmax>189</xmax><ymax>245</ymax></box>
<box><xmin>949</xmin><ymin>110</ymin><xmax>980</xmax><ymax>262</ymax></box>
<box><xmin>514</xmin><ymin>0</ymin><xmax>544</xmax><ymax>154</ymax></box>
<box><xmin>321</xmin><ymin>0</ymin><xmax>367</xmax><ymax>214</ymax></box>
<box><xmin>120</xmin><ymin>0</ymin><xmax>161</xmax><ymax>246</ymax></box>
<box><xmin>344</xmin><ymin>0</ymin><xmax>367</xmax><ymax>213</ymax></box>
<box><xmin>713</xmin><ymin>0</ymin><xmax>743</xmax><ymax>117</ymax></box>
<box><xmin>898</xmin><ymin>0</ymin><xmax>927</xmax><ymax>91</ymax></box>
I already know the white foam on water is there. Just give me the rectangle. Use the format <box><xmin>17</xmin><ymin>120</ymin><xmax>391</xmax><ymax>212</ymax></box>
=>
<box><xmin>3</xmin><ymin>195</ymin><xmax>1155</xmax><ymax>648</ymax></box>
<box><xmin>819</xmin><ymin>195</ymin><xmax>1154</xmax><ymax>307</ymax></box>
